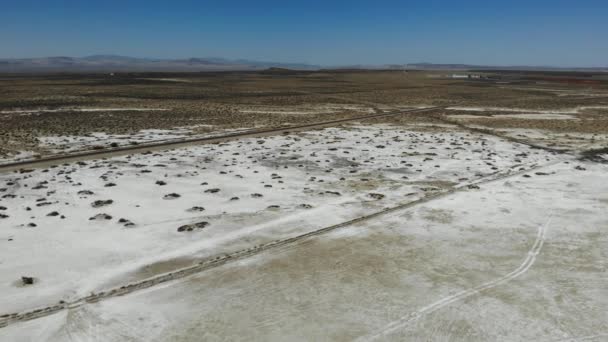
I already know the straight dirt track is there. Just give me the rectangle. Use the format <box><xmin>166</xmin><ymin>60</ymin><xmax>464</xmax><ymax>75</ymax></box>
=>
<box><xmin>0</xmin><ymin>106</ymin><xmax>443</xmax><ymax>173</ymax></box>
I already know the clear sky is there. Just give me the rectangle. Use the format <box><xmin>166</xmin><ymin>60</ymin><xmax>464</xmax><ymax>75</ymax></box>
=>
<box><xmin>2</xmin><ymin>0</ymin><xmax>607</xmax><ymax>66</ymax></box>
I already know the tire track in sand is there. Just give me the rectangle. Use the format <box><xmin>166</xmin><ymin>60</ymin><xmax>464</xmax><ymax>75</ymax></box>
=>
<box><xmin>359</xmin><ymin>212</ymin><xmax>554</xmax><ymax>341</ymax></box>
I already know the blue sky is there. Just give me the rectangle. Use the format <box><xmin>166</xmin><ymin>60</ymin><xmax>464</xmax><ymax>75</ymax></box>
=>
<box><xmin>1</xmin><ymin>0</ymin><xmax>607</xmax><ymax>66</ymax></box>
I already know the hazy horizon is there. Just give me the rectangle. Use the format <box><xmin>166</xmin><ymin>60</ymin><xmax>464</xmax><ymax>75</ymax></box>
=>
<box><xmin>2</xmin><ymin>54</ymin><xmax>607</xmax><ymax>69</ymax></box>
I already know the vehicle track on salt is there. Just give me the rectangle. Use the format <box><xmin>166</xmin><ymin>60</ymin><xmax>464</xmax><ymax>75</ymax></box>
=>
<box><xmin>298</xmin><ymin>89</ymin><xmax>575</xmax><ymax>155</ymax></box>
<box><xmin>358</xmin><ymin>210</ymin><xmax>553</xmax><ymax>341</ymax></box>
<box><xmin>0</xmin><ymin>106</ymin><xmax>443</xmax><ymax>172</ymax></box>
<box><xmin>0</xmin><ymin>157</ymin><xmax>565</xmax><ymax>329</ymax></box>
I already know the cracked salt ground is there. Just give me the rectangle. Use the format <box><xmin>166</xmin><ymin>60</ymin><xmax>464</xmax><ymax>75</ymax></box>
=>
<box><xmin>0</xmin><ymin>124</ymin><xmax>558</xmax><ymax>314</ymax></box>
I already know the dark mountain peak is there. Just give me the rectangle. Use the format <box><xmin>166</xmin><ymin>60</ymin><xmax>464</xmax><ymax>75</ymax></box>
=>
<box><xmin>47</xmin><ymin>56</ymin><xmax>75</xmax><ymax>61</ymax></box>
<box><xmin>185</xmin><ymin>58</ymin><xmax>215</xmax><ymax>65</ymax></box>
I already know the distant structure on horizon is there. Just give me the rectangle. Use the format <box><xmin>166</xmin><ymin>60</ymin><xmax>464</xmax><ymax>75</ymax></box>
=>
<box><xmin>451</xmin><ymin>74</ymin><xmax>483</xmax><ymax>79</ymax></box>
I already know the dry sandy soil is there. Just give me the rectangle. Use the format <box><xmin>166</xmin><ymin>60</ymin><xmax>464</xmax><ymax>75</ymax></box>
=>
<box><xmin>0</xmin><ymin>70</ymin><xmax>607</xmax><ymax>341</ymax></box>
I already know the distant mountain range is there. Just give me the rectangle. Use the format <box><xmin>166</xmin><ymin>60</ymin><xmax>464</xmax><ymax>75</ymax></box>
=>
<box><xmin>0</xmin><ymin>55</ymin><xmax>321</xmax><ymax>72</ymax></box>
<box><xmin>0</xmin><ymin>56</ymin><xmax>605</xmax><ymax>73</ymax></box>
<box><xmin>396</xmin><ymin>63</ymin><xmax>608</xmax><ymax>72</ymax></box>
